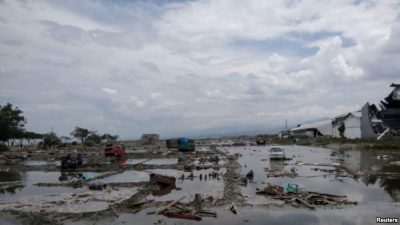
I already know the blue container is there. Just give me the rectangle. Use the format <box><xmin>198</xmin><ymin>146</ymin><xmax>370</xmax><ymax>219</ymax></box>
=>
<box><xmin>177</xmin><ymin>138</ymin><xmax>195</xmax><ymax>152</ymax></box>
<box><xmin>284</xmin><ymin>183</ymin><xmax>299</xmax><ymax>193</ymax></box>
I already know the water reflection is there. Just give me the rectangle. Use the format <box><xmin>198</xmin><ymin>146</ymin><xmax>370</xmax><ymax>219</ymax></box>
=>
<box><xmin>269</xmin><ymin>160</ymin><xmax>285</xmax><ymax>171</ymax></box>
<box><xmin>0</xmin><ymin>170</ymin><xmax>25</xmax><ymax>194</ymax></box>
<box><xmin>227</xmin><ymin>145</ymin><xmax>400</xmax><ymax>203</ymax></box>
<box><xmin>337</xmin><ymin>148</ymin><xmax>400</xmax><ymax>202</ymax></box>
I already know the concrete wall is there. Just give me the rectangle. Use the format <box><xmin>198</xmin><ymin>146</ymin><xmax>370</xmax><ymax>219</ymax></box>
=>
<box><xmin>360</xmin><ymin>103</ymin><xmax>377</xmax><ymax>139</ymax></box>
<box><xmin>344</xmin><ymin>116</ymin><xmax>361</xmax><ymax>139</ymax></box>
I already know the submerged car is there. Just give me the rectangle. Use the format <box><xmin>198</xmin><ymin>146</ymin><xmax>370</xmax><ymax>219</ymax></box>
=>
<box><xmin>269</xmin><ymin>146</ymin><xmax>285</xmax><ymax>160</ymax></box>
<box><xmin>104</xmin><ymin>143</ymin><xmax>126</xmax><ymax>157</ymax></box>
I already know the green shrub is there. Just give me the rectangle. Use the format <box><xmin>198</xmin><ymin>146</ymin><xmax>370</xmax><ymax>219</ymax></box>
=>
<box><xmin>84</xmin><ymin>140</ymin><xmax>95</xmax><ymax>147</ymax></box>
<box><xmin>42</xmin><ymin>132</ymin><xmax>61</xmax><ymax>149</ymax></box>
<box><xmin>0</xmin><ymin>143</ymin><xmax>9</xmax><ymax>152</ymax></box>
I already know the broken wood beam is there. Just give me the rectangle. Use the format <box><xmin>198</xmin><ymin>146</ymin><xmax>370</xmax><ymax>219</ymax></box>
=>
<box><xmin>293</xmin><ymin>194</ymin><xmax>315</xmax><ymax>210</ymax></box>
<box><xmin>155</xmin><ymin>196</ymin><xmax>185</xmax><ymax>214</ymax></box>
<box><xmin>197</xmin><ymin>210</ymin><xmax>217</xmax><ymax>217</ymax></box>
<box><xmin>160</xmin><ymin>210</ymin><xmax>202</xmax><ymax>221</ymax></box>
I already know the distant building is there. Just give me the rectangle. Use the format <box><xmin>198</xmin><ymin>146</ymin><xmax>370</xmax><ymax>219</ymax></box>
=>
<box><xmin>141</xmin><ymin>134</ymin><xmax>160</xmax><ymax>144</ymax></box>
<box><xmin>290</xmin><ymin>120</ymin><xmax>333</xmax><ymax>138</ymax></box>
<box><xmin>278</xmin><ymin>130</ymin><xmax>291</xmax><ymax>139</ymax></box>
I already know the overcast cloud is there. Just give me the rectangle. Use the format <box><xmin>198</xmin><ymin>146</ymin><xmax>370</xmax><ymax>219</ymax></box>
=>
<box><xmin>0</xmin><ymin>0</ymin><xmax>399</xmax><ymax>139</ymax></box>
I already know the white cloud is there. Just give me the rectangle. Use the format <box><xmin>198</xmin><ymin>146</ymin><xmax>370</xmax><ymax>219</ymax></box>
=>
<box><xmin>331</xmin><ymin>55</ymin><xmax>364</xmax><ymax>79</ymax></box>
<box><xmin>101</xmin><ymin>87</ymin><xmax>117</xmax><ymax>95</ymax></box>
<box><xmin>0</xmin><ymin>0</ymin><xmax>399</xmax><ymax>138</ymax></box>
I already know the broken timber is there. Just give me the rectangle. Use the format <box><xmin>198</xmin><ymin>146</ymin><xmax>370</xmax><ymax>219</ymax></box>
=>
<box><xmin>160</xmin><ymin>210</ymin><xmax>202</xmax><ymax>221</ymax></box>
<box><xmin>155</xmin><ymin>196</ymin><xmax>185</xmax><ymax>214</ymax></box>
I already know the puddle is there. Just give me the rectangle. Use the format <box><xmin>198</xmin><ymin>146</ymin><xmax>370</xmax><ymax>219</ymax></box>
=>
<box><xmin>95</xmin><ymin>170</ymin><xmax>150</xmax><ymax>183</ymax></box>
<box><xmin>147</xmin><ymin>168</ymin><xmax>225</xmax><ymax>202</ymax></box>
<box><xmin>0</xmin><ymin>171</ymin><xmax>104</xmax><ymax>201</ymax></box>
<box><xmin>23</xmin><ymin>160</ymin><xmax>52</xmax><ymax>166</ymax></box>
<box><xmin>144</xmin><ymin>158</ymin><xmax>177</xmax><ymax>165</ymax></box>
<box><xmin>23</xmin><ymin>160</ymin><xmax>61</xmax><ymax>166</ymax></box>
<box><xmin>124</xmin><ymin>159</ymin><xmax>149</xmax><ymax>165</ymax></box>
<box><xmin>110</xmin><ymin>158</ymin><xmax>178</xmax><ymax>166</ymax></box>
<box><xmin>0</xmin><ymin>170</ymin><xmax>22</xmax><ymax>182</ymax></box>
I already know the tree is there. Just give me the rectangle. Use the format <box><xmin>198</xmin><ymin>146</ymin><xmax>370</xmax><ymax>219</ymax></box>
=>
<box><xmin>86</xmin><ymin>131</ymin><xmax>101</xmax><ymax>144</ymax></box>
<box><xmin>101</xmin><ymin>133</ymin><xmax>119</xmax><ymax>142</ymax></box>
<box><xmin>23</xmin><ymin>131</ymin><xmax>44</xmax><ymax>145</ymax></box>
<box><xmin>42</xmin><ymin>131</ymin><xmax>61</xmax><ymax>149</ymax></box>
<box><xmin>70</xmin><ymin>127</ymin><xmax>90</xmax><ymax>143</ymax></box>
<box><xmin>0</xmin><ymin>103</ymin><xmax>26</xmax><ymax>143</ymax></box>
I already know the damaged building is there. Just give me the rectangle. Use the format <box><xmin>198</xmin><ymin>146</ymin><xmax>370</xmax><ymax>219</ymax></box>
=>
<box><xmin>289</xmin><ymin>83</ymin><xmax>399</xmax><ymax>140</ymax></box>
<box><xmin>375</xmin><ymin>83</ymin><xmax>400</xmax><ymax>136</ymax></box>
<box><xmin>290</xmin><ymin>120</ymin><xmax>333</xmax><ymax>138</ymax></box>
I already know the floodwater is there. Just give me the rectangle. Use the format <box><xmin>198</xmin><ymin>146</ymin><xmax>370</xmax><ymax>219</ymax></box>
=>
<box><xmin>1</xmin><ymin>145</ymin><xmax>400</xmax><ymax>225</ymax></box>
<box><xmin>0</xmin><ymin>170</ymin><xmax>104</xmax><ymax>201</ymax></box>
<box><xmin>224</xmin><ymin>145</ymin><xmax>400</xmax><ymax>204</ymax></box>
<box><xmin>124</xmin><ymin>158</ymin><xmax>178</xmax><ymax>165</ymax></box>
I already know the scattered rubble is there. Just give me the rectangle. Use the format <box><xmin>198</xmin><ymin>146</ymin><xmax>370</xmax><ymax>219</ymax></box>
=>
<box><xmin>256</xmin><ymin>184</ymin><xmax>357</xmax><ymax>209</ymax></box>
<box><xmin>267</xmin><ymin>170</ymin><xmax>298</xmax><ymax>178</ymax></box>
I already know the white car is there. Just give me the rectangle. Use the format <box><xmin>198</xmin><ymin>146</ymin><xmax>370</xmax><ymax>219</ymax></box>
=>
<box><xmin>269</xmin><ymin>146</ymin><xmax>285</xmax><ymax>160</ymax></box>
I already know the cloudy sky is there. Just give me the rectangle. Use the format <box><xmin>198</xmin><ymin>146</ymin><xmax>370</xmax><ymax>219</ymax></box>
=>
<box><xmin>0</xmin><ymin>0</ymin><xmax>399</xmax><ymax>139</ymax></box>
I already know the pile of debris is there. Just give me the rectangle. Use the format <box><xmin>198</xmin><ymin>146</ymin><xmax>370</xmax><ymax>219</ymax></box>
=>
<box><xmin>147</xmin><ymin>195</ymin><xmax>217</xmax><ymax>221</ymax></box>
<box><xmin>267</xmin><ymin>169</ymin><xmax>297</xmax><ymax>178</ymax></box>
<box><xmin>256</xmin><ymin>184</ymin><xmax>357</xmax><ymax>209</ymax></box>
<box><xmin>311</xmin><ymin>168</ymin><xmax>335</xmax><ymax>173</ymax></box>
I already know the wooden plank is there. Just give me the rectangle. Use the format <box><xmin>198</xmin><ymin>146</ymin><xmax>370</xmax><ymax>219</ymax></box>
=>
<box><xmin>155</xmin><ymin>196</ymin><xmax>185</xmax><ymax>214</ymax></box>
<box><xmin>130</xmin><ymin>199</ymin><xmax>154</xmax><ymax>207</ymax></box>
<box><xmin>307</xmin><ymin>191</ymin><xmax>346</xmax><ymax>198</ymax></box>
<box><xmin>197</xmin><ymin>210</ymin><xmax>217</xmax><ymax>217</ymax></box>
<box><xmin>161</xmin><ymin>211</ymin><xmax>202</xmax><ymax>221</ymax></box>
<box><xmin>293</xmin><ymin>195</ymin><xmax>315</xmax><ymax>210</ymax></box>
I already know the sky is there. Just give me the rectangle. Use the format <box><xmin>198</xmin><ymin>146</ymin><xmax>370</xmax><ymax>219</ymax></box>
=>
<box><xmin>0</xmin><ymin>0</ymin><xmax>399</xmax><ymax>139</ymax></box>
